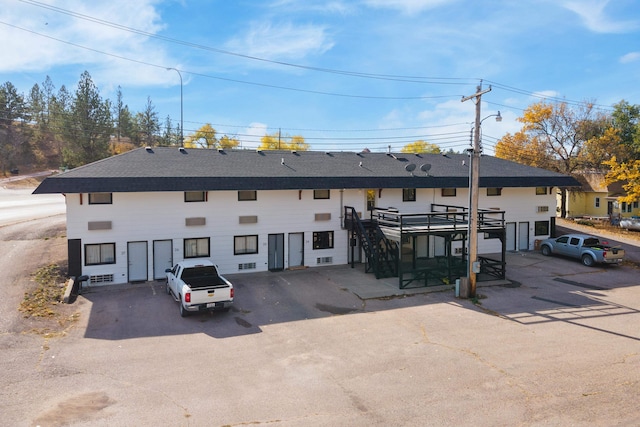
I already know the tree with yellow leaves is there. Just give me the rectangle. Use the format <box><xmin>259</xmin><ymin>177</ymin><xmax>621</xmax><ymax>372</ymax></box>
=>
<box><xmin>401</xmin><ymin>140</ymin><xmax>441</xmax><ymax>154</ymax></box>
<box><xmin>605</xmin><ymin>157</ymin><xmax>640</xmax><ymax>204</ymax></box>
<box><xmin>183</xmin><ymin>123</ymin><xmax>240</xmax><ymax>149</ymax></box>
<box><xmin>258</xmin><ymin>132</ymin><xmax>309</xmax><ymax>151</ymax></box>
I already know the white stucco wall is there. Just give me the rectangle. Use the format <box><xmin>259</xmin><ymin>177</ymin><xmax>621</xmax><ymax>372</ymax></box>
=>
<box><xmin>66</xmin><ymin>186</ymin><xmax>556</xmax><ymax>285</ymax></box>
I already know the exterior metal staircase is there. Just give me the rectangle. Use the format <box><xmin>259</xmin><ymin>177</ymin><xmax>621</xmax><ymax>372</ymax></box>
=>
<box><xmin>344</xmin><ymin>207</ymin><xmax>398</xmax><ymax>279</ymax></box>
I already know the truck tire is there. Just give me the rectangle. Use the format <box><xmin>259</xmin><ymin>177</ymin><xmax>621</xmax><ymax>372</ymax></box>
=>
<box><xmin>581</xmin><ymin>254</ymin><xmax>595</xmax><ymax>267</ymax></box>
<box><xmin>541</xmin><ymin>245</ymin><xmax>551</xmax><ymax>256</ymax></box>
<box><xmin>180</xmin><ymin>302</ymin><xmax>189</xmax><ymax>317</ymax></box>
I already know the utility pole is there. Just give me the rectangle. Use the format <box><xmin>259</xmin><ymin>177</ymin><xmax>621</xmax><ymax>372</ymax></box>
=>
<box><xmin>461</xmin><ymin>83</ymin><xmax>491</xmax><ymax>298</ymax></box>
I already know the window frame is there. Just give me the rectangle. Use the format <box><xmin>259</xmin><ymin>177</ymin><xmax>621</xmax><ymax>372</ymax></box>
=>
<box><xmin>595</xmin><ymin>197</ymin><xmax>600</xmax><ymax>208</ymax></box>
<box><xmin>88</xmin><ymin>193</ymin><xmax>112</xmax><ymax>205</ymax></box>
<box><xmin>238</xmin><ymin>190</ymin><xmax>257</xmax><ymax>201</ymax></box>
<box><xmin>535</xmin><ymin>187</ymin><xmax>548</xmax><ymax>195</ymax></box>
<box><xmin>441</xmin><ymin>188</ymin><xmax>456</xmax><ymax>197</ymax></box>
<box><xmin>402</xmin><ymin>188</ymin><xmax>416</xmax><ymax>202</ymax></box>
<box><xmin>184</xmin><ymin>191</ymin><xmax>206</xmax><ymax>202</ymax></box>
<box><xmin>234</xmin><ymin>235</ymin><xmax>259</xmax><ymax>255</ymax></box>
<box><xmin>534</xmin><ymin>221</ymin><xmax>550</xmax><ymax>236</ymax></box>
<box><xmin>312</xmin><ymin>231</ymin><xmax>334</xmax><ymax>250</ymax></box>
<box><xmin>184</xmin><ymin>237</ymin><xmax>210</xmax><ymax>258</ymax></box>
<box><xmin>314</xmin><ymin>189</ymin><xmax>330</xmax><ymax>200</ymax></box>
<box><xmin>487</xmin><ymin>187</ymin><xmax>502</xmax><ymax>196</ymax></box>
<box><xmin>84</xmin><ymin>243</ymin><xmax>116</xmax><ymax>266</ymax></box>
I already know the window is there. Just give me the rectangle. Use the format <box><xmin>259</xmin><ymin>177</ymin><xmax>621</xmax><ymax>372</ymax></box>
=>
<box><xmin>634</xmin><ymin>201</ymin><xmax>639</xmax><ymax>209</ymax></box>
<box><xmin>314</xmin><ymin>189</ymin><xmax>330</xmax><ymax>199</ymax></box>
<box><xmin>595</xmin><ymin>197</ymin><xmax>600</xmax><ymax>208</ymax></box>
<box><xmin>184</xmin><ymin>237</ymin><xmax>210</xmax><ymax>258</ymax></box>
<box><xmin>185</xmin><ymin>191</ymin><xmax>206</xmax><ymax>202</ymax></box>
<box><xmin>534</xmin><ymin>221</ymin><xmax>549</xmax><ymax>236</ymax></box>
<box><xmin>85</xmin><ymin>243</ymin><xmax>115</xmax><ymax>265</ymax></box>
<box><xmin>88</xmin><ymin>193</ymin><xmax>112</xmax><ymax>204</ymax></box>
<box><xmin>234</xmin><ymin>235</ymin><xmax>258</xmax><ymax>255</ymax></box>
<box><xmin>402</xmin><ymin>188</ymin><xmax>416</xmax><ymax>202</ymax></box>
<box><xmin>238</xmin><ymin>190</ymin><xmax>257</xmax><ymax>201</ymax></box>
<box><xmin>313</xmin><ymin>231</ymin><xmax>334</xmax><ymax>249</ymax></box>
<box><xmin>441</xmin><ymin>188</ymin><xmax>456</xmax><ymax>197</ymax></box>
<box><xmin>487</xmin><ymin>188</ymin><xmax>502</xmax><ymax>196</ymax></box>
<box><xmin>536</xmin><ymin>187</ymin><xmax>548</xmax><ymax>195</ymax></box>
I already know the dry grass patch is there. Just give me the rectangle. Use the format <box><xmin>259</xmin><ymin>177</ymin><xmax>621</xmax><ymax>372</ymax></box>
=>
<box><xmin>19</xmin><ymin>264</ymin><xmax>79</xmax><ymax>336</ymax></box>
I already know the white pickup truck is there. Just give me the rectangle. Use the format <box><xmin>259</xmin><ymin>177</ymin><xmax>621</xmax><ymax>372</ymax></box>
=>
<box><xmin>165</xmin><ymin>259</ymin><xmax>234</xmax><ymax>317</ymax></box>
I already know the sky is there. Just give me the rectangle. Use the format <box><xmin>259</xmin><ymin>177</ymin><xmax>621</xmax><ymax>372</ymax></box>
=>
<box><xmin>1</xmin><ymin>0</ymin><xmax>639</xmax><ymax>154</ymax></box>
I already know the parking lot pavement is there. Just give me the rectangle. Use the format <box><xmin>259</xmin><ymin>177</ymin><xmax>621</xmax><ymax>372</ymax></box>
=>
<box><xmin>6</xmin><ymin>250</ymin><xmax>640</xmax><ymax>426</ymax></box>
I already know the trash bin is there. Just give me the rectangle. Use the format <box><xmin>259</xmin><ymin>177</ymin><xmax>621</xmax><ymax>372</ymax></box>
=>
<box><xmin>534</xmin><ymin>239</ymin><xmax>542</xmax><ymax>251</ymax></box>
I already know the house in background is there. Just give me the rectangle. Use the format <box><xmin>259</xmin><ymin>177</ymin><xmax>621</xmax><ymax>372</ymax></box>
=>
<box><xmin>562</xmin><ymin>170</ymin><xmax>639</xmax><ymax>220</ymax></box>
<box><xmin>33</xmin><ymin>147</ymin><xmax>579</xmax><ymax>288</ymax></box>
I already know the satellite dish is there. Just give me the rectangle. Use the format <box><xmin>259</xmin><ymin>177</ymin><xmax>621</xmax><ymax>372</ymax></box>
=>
<box><xmin>405</xmin><ymin>163</ymin><xmax>416</xmax><ymax>172</ymax></box>
<box><xmin>420</xmin><ymin>163</ymin><xmax>431</xmax><ymax>172</ymax></box>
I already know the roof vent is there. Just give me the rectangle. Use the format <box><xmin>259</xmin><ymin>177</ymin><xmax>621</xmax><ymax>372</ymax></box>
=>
<box><xmin>218</xmin><ymin>148</ymin><xmax>225</xmax><ymax>154</ymax></box>
<box><xmin>145</xmin><ymin>146</ymin><xmax>153</xmax><ymax>153</ymax></box>
<box><xmin>179</xmin><ymin>147</ymin><xmax>187</xmax><ymax>154</ymax></box>
<box><xmin>281</xmin><ymin>158</ymin><xmax>285</xmax><ymax>165</ymax></box>
<box><xmin>359</xmin><ymin>161</ymin><xmax>363</xmax><ymax>167</ymax></box>
<box><xmin>291</xmin><ymin>150</ymin><xmax>297</xmax><ymax>154</ymax></box>
<box><xmin>256</xmin><ymin>149</ymin><xmax>262</xmax><ymax>154</ymax></box>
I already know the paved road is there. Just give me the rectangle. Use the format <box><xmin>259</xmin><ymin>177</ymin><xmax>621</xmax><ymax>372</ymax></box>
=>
<box><xmin>1</xmin><ymin>192</ymin><xmax>639</xmax><ymax>426</ymax></box>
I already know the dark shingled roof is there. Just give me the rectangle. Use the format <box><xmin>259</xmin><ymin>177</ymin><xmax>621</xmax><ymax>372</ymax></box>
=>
<box><xmin>33</xmin><ymin>147</ymin><xmax>580</xmax><ymax>194</ymax></box>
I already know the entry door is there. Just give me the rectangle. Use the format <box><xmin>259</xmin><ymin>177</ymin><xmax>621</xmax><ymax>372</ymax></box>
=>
<box><xmin>68</xmin><ymin>239</ymin><xmax>82</xmax><ymax>278</ymax></box>
<box><xmin>506</xmin><ymin>222</ymin><xmax>516</xmax><ymax>251</ymax></box>
<box><xmin>288</xmin><ymin>233</ymin><xmax>304</xmax><ymax>268</ymax></box>
<box><xmin>518</xmin><ymin>222</ymin><xmax>529</xmax><ymax>251</ymax></box>
<box><xmin>268</xmin><ymin>233</ymin><xmax>285</xmax><ymax>271</ymax></box>
<box><xmin>128</xmin><ymin>241</ymin><xmax>148</xmax><ymax>282</ymax></box>
<box><xmin>153</xmin><ymin>239</ymin><xmax>173</xmax><ymax>280</ymax></box>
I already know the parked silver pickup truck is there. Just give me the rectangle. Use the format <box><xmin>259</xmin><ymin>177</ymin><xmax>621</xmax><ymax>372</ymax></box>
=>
<box><xmin>540</xmin><ymin>233</ymin><xmax>624</xmax><ymax>266</ymax></box>
<box><xmin>166</xmin><ymin>259</ymin><xmax>234</xmax><ymax>317</ymax></box>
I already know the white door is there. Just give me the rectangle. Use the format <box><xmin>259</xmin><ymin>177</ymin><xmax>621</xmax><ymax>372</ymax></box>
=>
<box><xmin>288</xmin><ymin>233</ymin><xmax>304</xmax><ymax>268</ymax></box>
<box><xmin>518</xmin><ymin>222</ymin><xmax>529</xmax><ymax>251</ymax></box>
<box><xmin>128</xmin><ymin>241</ymin><xmax>148</xmax><ymax>282</ymax></box>
<box><xmin>506</xmin><ymin>222</ymin><xmax>516</xmax><ymax>251</ymax></box>
<box><xmin>153</xmin><ymin>240</ymin><xmax>173</xmax><ymax>280</ymax></box>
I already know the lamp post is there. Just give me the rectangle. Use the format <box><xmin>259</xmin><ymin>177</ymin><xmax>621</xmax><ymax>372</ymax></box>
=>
<box><xmin>461</xmin><ymin>83</ymin><xmax>501</xmax><ymax>298</ymax></box>
<box><xmin>166</xmin><ymin>67</ymin><xmax>183</xmax><ymax>147</ymax></box>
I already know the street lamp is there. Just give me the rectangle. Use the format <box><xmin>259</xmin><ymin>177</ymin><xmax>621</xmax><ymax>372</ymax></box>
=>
<box><xmin>461</xmin><ymin>84</ymin><xmax>501</xmax><ymax>298</ymax></box>
<box><xmin>166</xmin><ymin>67</ymin><xmax>183</xmax><ymax>147</ymax></box>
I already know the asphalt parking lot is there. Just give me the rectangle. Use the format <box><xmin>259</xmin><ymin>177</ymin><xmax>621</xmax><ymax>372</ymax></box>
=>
<box><xmin>4</xmin><ymin>246</ymin><xmax>637</xmax><ymax>427</ymax></box>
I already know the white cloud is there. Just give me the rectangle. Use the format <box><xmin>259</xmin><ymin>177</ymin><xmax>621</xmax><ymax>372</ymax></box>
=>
<box><xmin>0</xmin><ymin>0</ymin><xmax>172</xmax><ymax>86</ymax></box>
<box><xmin>241</xmin><ymin>122</ymin><xmax>269</xmax><ymax>149</ymax></box>
<box><xmin>225</xmin><ymin>21</ymin><xmax>334</xmax><ymax>61</ymax></box>
<box><xmin>562</xmin><ymin>0</ymin><xmax>639</xmax><ymax>33</ymax></box>
<box><xmin>362</xmin><ymin>0</ymin><xmax>456</xmax><ymax>14</ymax></box>
<box><xmin>620</xmin><ymin>52</ymin><xmax>640</xmax><ymax>64</ymax></box>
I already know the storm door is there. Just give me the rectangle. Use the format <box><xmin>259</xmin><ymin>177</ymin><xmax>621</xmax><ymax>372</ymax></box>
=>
<box><xmin>268</xmin><ymin>233</ymin><xmax>285</xmax><ymax>271</ymax></box>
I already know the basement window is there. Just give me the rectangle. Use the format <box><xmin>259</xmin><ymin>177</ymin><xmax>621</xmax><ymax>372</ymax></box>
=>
<box><xmin>441</xmin><ymin>188</ymin><xmax>456</xmax><ymax>197</ymax></box>
<box><xmin>487</xmin><ymin>188</ymin><xmax>502</xmax><ymax>196</ymax></box>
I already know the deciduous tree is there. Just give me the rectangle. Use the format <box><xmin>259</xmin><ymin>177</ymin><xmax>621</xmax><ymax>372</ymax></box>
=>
<box><xmin>401</xmin><ymin>140</ymin><xmax>441</xmax><ymax>154</ymax></box>
<box><xmin>258</xmin><ymin>132</ymin><xmax>309</xmax><ymax>151</ymax></box>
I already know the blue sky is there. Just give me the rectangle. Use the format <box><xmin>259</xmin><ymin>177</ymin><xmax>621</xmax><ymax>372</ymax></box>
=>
<box><xmin>1</xmin><ymin>0</ymin><xmax>639</xmax><ymax>154</ymax></box>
